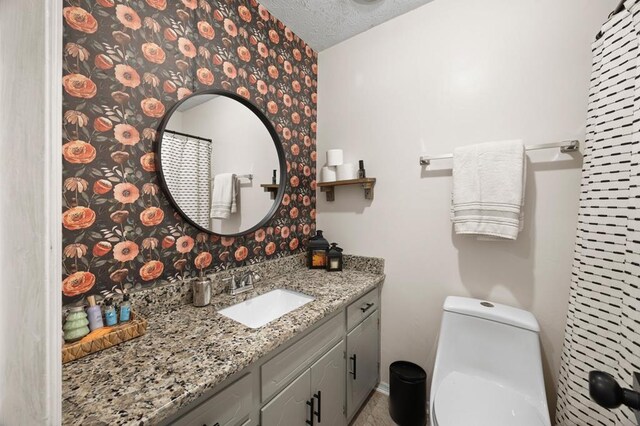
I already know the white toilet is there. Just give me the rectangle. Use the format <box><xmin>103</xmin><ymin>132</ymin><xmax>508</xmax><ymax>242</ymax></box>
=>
<box><xmin>430</xmin><ymin>296</ymin><xmax>551</xmax><ymax>426</ymax></box>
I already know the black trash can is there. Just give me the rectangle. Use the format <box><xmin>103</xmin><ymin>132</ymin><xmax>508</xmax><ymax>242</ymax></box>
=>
<box><xmin>389</xmin><ymin>361</ymin><xmax>427</xmax><ymax>426</ymax></box>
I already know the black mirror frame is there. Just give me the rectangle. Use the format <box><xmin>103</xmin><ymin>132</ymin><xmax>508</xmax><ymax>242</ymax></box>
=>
<box><xmin>155</xmin><ymin>89</ymin><xmax>287</xmax><ymax>237</ymax></box>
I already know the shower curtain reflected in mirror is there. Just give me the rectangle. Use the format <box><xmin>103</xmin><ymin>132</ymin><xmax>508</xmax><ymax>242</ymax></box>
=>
<box><xmin>161</xmin><ymin>133</ymin><xmax>212</xmax><ymax>229</ymax></box>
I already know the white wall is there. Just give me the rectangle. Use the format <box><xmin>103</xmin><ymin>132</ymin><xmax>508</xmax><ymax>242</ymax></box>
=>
<box><xmin>167</xmin><ymin>108</ymin><xmax>184</xmax><ymax>133</ymax></box>
<box><xmin>0</xmin><ymin>0</ymin><xmax>61</xmax><ymax>424</ymax></box>
<box><xmin>316</xmin><ymin>0</ymin><xmax>617</xmax><ymax>416</ymax></box>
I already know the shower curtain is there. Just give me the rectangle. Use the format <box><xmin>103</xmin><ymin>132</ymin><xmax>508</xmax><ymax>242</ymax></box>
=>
<box><xmin>556</xmin><ymin>2</ymin><xmax>640</xmax><ymax>425</ymax></box>
<box><xmin>161</xmin><ymin>133</ymin><xmax>212</xmax><ymax>229</ymax></box>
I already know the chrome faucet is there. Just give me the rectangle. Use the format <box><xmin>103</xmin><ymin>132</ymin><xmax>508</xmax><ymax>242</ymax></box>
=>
<box><xmin>224</xmin><ymin>271</ymin><xmax>260</xmax><ymax>296</ymax></box>
<box><xmin>222</xmin><ymin>274</ymin><xmax>239</xmax><ymax>294</ymax></box>
<box><xmin>240</xmin><ymin>270</ymin><xmax>260</xmax><ymax>287</ymax></box>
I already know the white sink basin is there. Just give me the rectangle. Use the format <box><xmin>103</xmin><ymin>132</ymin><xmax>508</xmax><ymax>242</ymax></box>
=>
<box><xmin>218</xmin><ymin>289</ymin><xmax>315</xmax><ymax>329</ymax></box>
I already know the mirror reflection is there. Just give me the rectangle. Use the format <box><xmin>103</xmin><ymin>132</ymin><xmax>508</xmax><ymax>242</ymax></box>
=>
<box><xmin>159</xmin><ymin>93</ymin><xmax>281</xmax><ymax>235</ymax></box>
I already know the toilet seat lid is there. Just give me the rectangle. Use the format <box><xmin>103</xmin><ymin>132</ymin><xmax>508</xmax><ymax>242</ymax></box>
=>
<box><xmin>434</xmin><ymin>372</ymin><xmax>548</xmax><ymax>426</ymax></box>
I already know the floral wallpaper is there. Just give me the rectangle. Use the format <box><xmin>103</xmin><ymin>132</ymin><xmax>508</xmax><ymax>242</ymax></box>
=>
<box><xmin>62</xmin><ymin>0</ymin><xmax>317</xmax><ymax>305</ymax></box>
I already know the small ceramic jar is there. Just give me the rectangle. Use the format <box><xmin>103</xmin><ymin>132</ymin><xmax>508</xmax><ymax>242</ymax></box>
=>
<box><xmin>63</xmin><ymin>306</ymin><xmax>90</xmax><ymax>342</ymax></box>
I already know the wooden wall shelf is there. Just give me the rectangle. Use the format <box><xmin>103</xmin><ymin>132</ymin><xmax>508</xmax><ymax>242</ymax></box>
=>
<box><xmin>260</xmin><ymin>184</ymin><xmax>279</xmax><ymax>199</ymax></box>
<box><xmin>317</xmin><ymin>178</ymin><xmax>376</xmax><ymax>201</ymax></box>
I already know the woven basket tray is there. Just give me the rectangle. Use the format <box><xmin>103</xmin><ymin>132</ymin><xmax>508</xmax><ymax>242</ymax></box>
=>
<box><xmin>62</xmin><ymin>311</ymin><xmax>147</xmax><ymax>364</ymax></box>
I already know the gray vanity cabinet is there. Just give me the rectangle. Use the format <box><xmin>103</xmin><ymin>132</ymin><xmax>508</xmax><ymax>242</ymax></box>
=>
<box><xmin>261</xmin><ymin>340</ymin><xmax>346</xmax><ymax>426</ymax></box>
<box><xmin>167</xmin><ymin>285</ymin><xmax>381</xmax><ymax>426</ymax></box>
<box><xmin>346</xmin><ymin>309</ymin><xmax>380</xmax><ymax>419</ymax></box>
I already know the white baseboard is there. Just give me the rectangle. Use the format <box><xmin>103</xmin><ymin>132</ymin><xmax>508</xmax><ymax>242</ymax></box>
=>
<box><xmin>376</xmin><ymin>381</ymin><xmax>390</xmax><ymax>395</ymax></box>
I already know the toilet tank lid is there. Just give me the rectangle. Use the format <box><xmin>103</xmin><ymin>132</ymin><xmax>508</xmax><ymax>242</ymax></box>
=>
<box><xmin>443</xmin><ymin>296</ymin><xmax>540</xmax><ymax>332</ymax></box>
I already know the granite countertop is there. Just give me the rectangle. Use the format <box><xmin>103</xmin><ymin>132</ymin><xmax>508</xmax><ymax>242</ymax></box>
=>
<box><xmin>62</xmin><ymin>261</ymin><xmax>384</xmax><ymax>425</ymax></box>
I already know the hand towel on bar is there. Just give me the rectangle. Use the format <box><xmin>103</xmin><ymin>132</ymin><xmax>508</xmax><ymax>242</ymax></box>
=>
<box><xmin>210</xmin><ymin>173</ymin><xmax>237</xmax><ymax>219</ymax></box>
<box><xmin>451</xmin><ymin>140</ymin><xmax>526</xmax><ymax>240</ymax></box>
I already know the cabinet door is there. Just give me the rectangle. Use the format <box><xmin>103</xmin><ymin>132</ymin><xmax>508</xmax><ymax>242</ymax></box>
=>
<box><xmin>262</xmin><ymin>313</ymin><xmax>344</xmax><ymax>402</ymax></box>
<box><xmin>310</xmin><ymin>340</ymin><xmax>346</xmax><ymax>426</ymax></box>
<box><xmin>346</xmin><ymin>310</ymin><xmax>379</xmax><ymax>419</ymax></box>
<box><xmin>261</xmin><ymin>369</ymin><xmax>311</xmax><ymax>426</ymax></box>
<box><xmin>173</xmin><ymin>374</ymin><xmax>252</xmax><ymax>426</ymax></box>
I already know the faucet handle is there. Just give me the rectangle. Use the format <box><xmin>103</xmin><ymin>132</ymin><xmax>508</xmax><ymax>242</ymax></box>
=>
<box><xmin>222</xmin><ymin>274</ymin><xmax>238</xmax><ymax>290</ymax></box>
<box><xmin>245</xmin><ymin>271</ymin><xmax>260</xmax><ymax>286</ymax></box>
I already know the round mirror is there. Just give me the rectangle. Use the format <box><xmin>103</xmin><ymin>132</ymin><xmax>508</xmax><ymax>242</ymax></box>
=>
<box><xmin>157</xmin><ymin>90</ymin><xmax>285</xmax><ymax>236</ymax></box>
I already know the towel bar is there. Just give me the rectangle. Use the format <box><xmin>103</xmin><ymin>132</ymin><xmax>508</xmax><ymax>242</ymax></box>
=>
<box><xmin>210</xmin><ymin>174</ymin><xmax>253</xmax><ymax>181</ymax></box>
<box><xmin>419</xmin><ymin>140</ymin><xmax>580</xmax><ymax>166</ymax></box>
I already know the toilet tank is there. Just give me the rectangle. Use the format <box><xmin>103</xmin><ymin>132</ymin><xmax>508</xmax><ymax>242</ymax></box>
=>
<box><xmin>431</xmin><ymin>297</ymin><xmax>545</xmax><ymax>399</ymax></box>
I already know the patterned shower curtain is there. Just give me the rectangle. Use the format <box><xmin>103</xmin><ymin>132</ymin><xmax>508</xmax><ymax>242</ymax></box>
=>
<box><xmin>161</xmin><ymin>133</ymin><xmax>212</xmax><ymax>229</ymax></box>
<box><xmin>556</xmin><ymin>2</ymin><xmax>640</xmax><ymax>425</ymax></box>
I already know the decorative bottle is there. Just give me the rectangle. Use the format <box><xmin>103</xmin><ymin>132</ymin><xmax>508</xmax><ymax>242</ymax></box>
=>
<box><xmin>104</xmin><ymin>298</ymin><xmax>117</xmax><ymax>326</ymax></box>
<box><xmin>358</xmin><ymin>160</ymin><xmax>366</xmax><ymax>179</ymax></box>
<box><xmin>119</xmin><ymin>294</ymin><xmax>131</xmax><ymax>323</ymax></box>
<box><xmin>86</xmin><ymin>295</ymin><xmax>104</xmax><ymax>331</ymax></box>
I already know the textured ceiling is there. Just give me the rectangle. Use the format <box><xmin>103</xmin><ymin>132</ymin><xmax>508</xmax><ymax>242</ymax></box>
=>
<box><xmin>258</xmin><ymin>0</ymin><xmax>433</xmax><ymax>51</ymax></box>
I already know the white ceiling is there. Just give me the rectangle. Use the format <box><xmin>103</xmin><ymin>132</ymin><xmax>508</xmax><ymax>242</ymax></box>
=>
<box><xmin>258</xmin><ymin>0</ymin><xmax>433</xmax><ymax>51</ymax></box>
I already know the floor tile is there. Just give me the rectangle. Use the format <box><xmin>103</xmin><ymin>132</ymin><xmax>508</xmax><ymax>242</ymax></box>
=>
<box><xmin>351</xmin><ymin>391</ymin><xmax>396</xmax><ymax>426</ymax></box>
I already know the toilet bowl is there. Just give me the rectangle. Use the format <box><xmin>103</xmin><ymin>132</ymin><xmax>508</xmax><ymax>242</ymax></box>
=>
<box><xmin>430</xmin><ymin>296</ymin><xmax>551</xmax><ymax>426</ymax></box>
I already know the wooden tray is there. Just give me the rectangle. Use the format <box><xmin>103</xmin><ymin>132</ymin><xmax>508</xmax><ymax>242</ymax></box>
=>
<box><xmin>62</xmin><ymin>311</ymin><xmax>147</xmax><ymax>364</ymax></box>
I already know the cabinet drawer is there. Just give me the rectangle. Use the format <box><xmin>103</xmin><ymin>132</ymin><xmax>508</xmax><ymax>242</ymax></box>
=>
<box><xmin>347</xmin><ymin>289</ymin><xmax>379</xmax><ymax>331</ymax></box>
<box><xmin>262</xmin><ymin>313</ymin><xmax>344</xmax><ymax>402</ymax></box>
<box><xmin>174</xmin><ymin>374</ymin><xmax>252</xmax><ymax>426</ymax></box>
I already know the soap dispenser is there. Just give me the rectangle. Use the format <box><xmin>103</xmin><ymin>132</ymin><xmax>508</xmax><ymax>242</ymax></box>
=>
<box><xmin>119</xmin><ymin>294</ymin><xmax>131</xmax><ymax>323</ymax></box>
<box><xmin>193</xmin><ymin>276</ymin><xmax>212</xmax><ymax>307</ymax></box>
<box><xmin>104</xmin><ymin>298</ymin><xmax>117</xmax><ymax>326</ymax></box>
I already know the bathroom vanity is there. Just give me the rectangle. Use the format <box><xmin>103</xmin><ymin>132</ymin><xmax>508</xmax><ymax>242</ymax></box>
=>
<box><xmin>62</xmin><ymin>255</ymin><xmax>384</xmax><ymax>425</ymax></box>
<box><xmin>170</xmin><ymin>288</ymin><xmax>379</xmax><ymax>426</ymax></box>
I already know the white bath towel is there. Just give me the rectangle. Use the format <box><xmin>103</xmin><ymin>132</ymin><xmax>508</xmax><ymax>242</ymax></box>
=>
<box><xmin>210</xmin><ymin>173</ymin><xmax>237</xmax><ymax>219</ymax></box>
<box><xmin>451</xmin><ymin>140</ymin><xmax>526</xmax><ymax>240</ymax></box>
